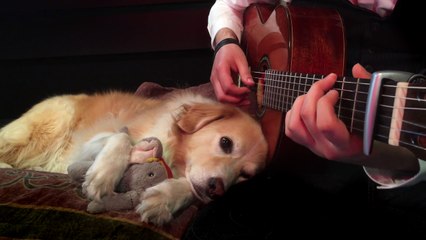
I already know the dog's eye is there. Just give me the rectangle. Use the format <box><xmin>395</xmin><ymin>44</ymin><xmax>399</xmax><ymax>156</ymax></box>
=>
<box><xmin>219</xmin><ymin>136</ymin><xmax>233</xmax><ymax>154</ymax></box>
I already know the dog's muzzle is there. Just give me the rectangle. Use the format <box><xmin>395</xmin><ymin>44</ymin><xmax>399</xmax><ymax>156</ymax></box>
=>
<box><xmin>192</xmin><ymin>177</ymin><xmax>225</xmax><ymax>203</ymax></box>
<box><xmin>207</xmin><ymin>177</ymin><xmax>225</xmax><ymax>200</ymax></box>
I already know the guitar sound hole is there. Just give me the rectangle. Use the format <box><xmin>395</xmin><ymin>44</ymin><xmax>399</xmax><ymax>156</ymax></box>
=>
<box><xmin>255</xmin><ymin>56</ymin><xmax>271</xmax><ymax>118</ymax></box>
<box><xmin>260</xmin><ymin>55</ymin><xmax>271</xmax><ymax>72</ymax></box>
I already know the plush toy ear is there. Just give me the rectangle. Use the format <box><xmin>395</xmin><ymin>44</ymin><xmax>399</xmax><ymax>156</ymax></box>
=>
<box><xmin>130</xmin><ymin>147</ymin><xmax>156</xmax><ymax>164</ymax></box>
<box><xmin>130</xmin><ymin>137</ymin><xmax>162</xmax><ymax>164</ymax></box>
<box><xmin>175</xmin><ymin>103</ymin><xmax>234</xmax><ymax>133</ymax></box>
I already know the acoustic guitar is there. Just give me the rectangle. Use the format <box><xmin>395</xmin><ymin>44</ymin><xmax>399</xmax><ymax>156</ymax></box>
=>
<box><xmin>241</xmin><ymin>3</ymin><xmax>425</xmax><ymax>166</ymax></box>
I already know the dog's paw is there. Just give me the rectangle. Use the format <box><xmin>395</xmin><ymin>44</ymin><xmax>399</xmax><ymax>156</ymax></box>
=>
<box><xmin>136</xmin><ymin>186</ymin><xmax>173</xmax><ymax>226</ymax></box>
<box><xmin>135</xmin><ymin>178</ymin><xmax>195</xmax><ymax>226</ymax></box>
<box><xmin>82</xmin><ymin>170</ymin><xmax>117</xmax><ymax>200</ymax></box>
<box><xmin>82</xmin><ymin>160</ymin><xmax>127</xmax><ymax>200</ymax></box>
<box><xmin>81</xmin><ymin>132</ymin><xmax>132</xmax><ymax>200</ymax></box>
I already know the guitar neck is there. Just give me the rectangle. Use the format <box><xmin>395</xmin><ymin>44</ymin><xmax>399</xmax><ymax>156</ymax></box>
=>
<box><xmin>253</xmin><ymin>69</ymin><xmax>426</xmax><ymax>161</ymax></box>
<box><xmin>255</xmin><ymin>70</ymin><xmax>371</xmax><ymax>136</ymax></box>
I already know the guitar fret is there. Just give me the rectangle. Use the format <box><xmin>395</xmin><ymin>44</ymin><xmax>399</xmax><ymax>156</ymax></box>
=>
<box><xmin>276</xmin><ymin>70</ymin><xmax>281</xmax><ymax>111</ymax></box>
<box><xmin>288</xmin><ymin>73</ymin><xmax>292</xmax><ymax>110</ymax></box>
<box><xmin>270</xmin><ymin>70</ymin><xmax>274</xmax><ymax>108</ymax></box>
<box><xmin>270</xmin><ymin>71</ymin><xmax>275</xmax><ymax>108</ymax></box>
<box><xmin>278</xmin><ymin>70</ymin><xmax>285</xmax><ymax>112</ymax></box>
<box><xmin>263</xmin><ymin>71</ymin><xmax>270</xmax><ymax>107</ymax></box>
<box><xmin>337</xmin><ymin>76</ymin><xmax>345</xmax><ymax>119</ymax></box>
<box><xmin>285</xmin><ymin>72</ymin><xmax>290</xmax><ymax>112</ymax></box>
<box><xmin>351</xmin><ymin>77</ymin><xmax>360</xmax><ymax>132</ymax></box>
<box><xmin>279</xmin><ymin>72</ymin><xmax>284</xmax><ymax>112</ymax></box>
<box><xmin>291</xmin><ymin>73</ymin><xmax>297</xmax><ymax>111</ymax></box>
<box><xmin>294</xmin><ymin>73</ymin><xmax>299</xmax><ymax>109</ymax></box>
<box><xmin>304</xmin><ymin>74</ymin><xmax>309</xmax><ymax>94</ymax></box>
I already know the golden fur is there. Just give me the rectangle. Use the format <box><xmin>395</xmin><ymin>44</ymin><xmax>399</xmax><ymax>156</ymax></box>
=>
<box><xmin>0</xmin><ymin>90</ymin><xmax>268</xmax><ymax>225</ymax></box>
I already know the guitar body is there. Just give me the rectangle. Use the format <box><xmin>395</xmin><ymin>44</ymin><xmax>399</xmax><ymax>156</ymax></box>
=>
<box><xmin>242</xmin><ymin>4</ymin><xmax>346</xmax><ymax>163</ymax></box>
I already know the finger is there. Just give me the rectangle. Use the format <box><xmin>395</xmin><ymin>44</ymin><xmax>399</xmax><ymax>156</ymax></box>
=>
<box><xmin>210</xmin><ymin>60</ymin><xmax>250</xmax><ymax>104</ymax></box>
<box><xmin>234</xmin><ymin>50</ymin><xmax>254</xmax><ymax>87</ymax></box>
<box><xmin>210</xmin><ymin>76</ymin><xmax>244</xmax><ymax>104</ymax></box>
<box><xmin>316</xmin><ymin>90</ymin><xmax>350</xmax><ymax>145</ymax></box>
<box><xmin>215</xmin><ymin>63</ymin><xmax>251</xmax><ymax>97</ymax></box>
<box><xmin>301</xmin><ymin>73</ymin><xmax>337</xmax><ymax>136</ymax></box>
<box><xmin>352</xmin><ymin>63</ymin><xmax>371</xmax><ymax>79</ymax></box>
<box><xmin>217</xmin><ymin>72</ymin><xmax>251</xmax><ymax>97</ymax></box>
<box><xmin>285</xmin><ymin>95</ymin><xmax>315</xmax><ymax>146</ymax></box>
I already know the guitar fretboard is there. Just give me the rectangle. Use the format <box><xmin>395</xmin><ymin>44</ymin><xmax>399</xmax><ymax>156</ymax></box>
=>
<box><xmin>257</xmin><ymin>70</ymin><xmax>373</xmax><ymax>135</ymax></box>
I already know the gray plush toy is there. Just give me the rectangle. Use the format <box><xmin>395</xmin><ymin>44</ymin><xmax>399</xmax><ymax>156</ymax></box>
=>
<box><xmin>67</xmin><ymin>136</ymin><xmax>173</xmax><ymax>213</ymax></box>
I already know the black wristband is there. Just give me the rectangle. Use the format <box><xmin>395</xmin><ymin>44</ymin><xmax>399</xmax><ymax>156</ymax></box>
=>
<box><xmin>214</xmin><ymin>38</ymin><xmax>240</xmax><ymax>56</ymax></box>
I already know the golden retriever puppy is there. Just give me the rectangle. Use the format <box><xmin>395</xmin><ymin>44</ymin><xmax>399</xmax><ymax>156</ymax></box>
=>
<box><xmin>0</xmin><ymin>90</ymin><xmax>268</xmax><ymax>225</ymax></box>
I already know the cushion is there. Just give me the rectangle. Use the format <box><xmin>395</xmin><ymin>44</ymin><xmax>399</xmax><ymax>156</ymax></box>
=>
<box><xmin>0</xmin><ymin>168</ymin><xmax>199</xmax><ymax>239</ymax></box>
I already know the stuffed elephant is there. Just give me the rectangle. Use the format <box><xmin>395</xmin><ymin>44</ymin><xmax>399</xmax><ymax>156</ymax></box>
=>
<box><xmin>67</xmin><ymin>136</ymin><xmax>172</xmax><ymax>213</ymax></box>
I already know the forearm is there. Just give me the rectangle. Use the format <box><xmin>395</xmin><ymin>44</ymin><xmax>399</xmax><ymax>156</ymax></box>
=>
<box><xmin>207</xmin><ymin>0</ymin><xmax>245</xmax><ymax>48</ymax></box>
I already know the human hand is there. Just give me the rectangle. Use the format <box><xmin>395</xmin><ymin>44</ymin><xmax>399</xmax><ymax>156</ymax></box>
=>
<box><xmin>284</xmin><ymin>64</ymin><xmax>371</xmax><ymax>160</ymax></box>
<box><xmin>210</xmin><ymin>42</ymin><xmax>254</xmax><ymax>105</ymax></box>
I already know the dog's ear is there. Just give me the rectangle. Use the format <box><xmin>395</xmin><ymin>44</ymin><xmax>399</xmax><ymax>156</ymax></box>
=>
<box><xmin>175</xmin><ymin>103</ymin><xmax>233</xmax><ymax>133</ymax></box>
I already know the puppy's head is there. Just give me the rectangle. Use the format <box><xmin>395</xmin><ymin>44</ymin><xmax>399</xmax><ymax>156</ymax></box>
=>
<box><xmin>170</xmin><ymin>102</ymin><xmax>268</xmax><ymax>203</ymax></box>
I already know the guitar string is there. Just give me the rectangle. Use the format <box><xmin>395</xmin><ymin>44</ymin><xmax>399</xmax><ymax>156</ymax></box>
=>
<box><xmin>341</xmin><ymin>124</ymin><xmax>424</xmax><ymax>151</ymax></box>
<box><xmin>252</xmin><ymin>74</ymin><xmax>426</xmax><ymax>103</ymax></box>
<box><xmin>252</xmin><ymin>70</ymin><xmax>426</xmax><ymax>89</ymax></box>
<box><xmin>255</xmin><ymin>87</ymin><xmax>426</xmax><ymax>149</ymax></box>
<box><xmin>255</xmin><ymin>79</ymin><xmax>426</xmax><ymax>133</ymax></box>
<box><xmin>249</xmin><ymin>73</ymin><xmax>426</xmax><ymax>119</ymax></box>
<box><xmin>248</xmin><ymin>75</ymin><xmax>425</xmax><ymax>149</ymax></box>
<box><xmin>258</xmin><ymin>82</ymin><xmax>426</xmax><ymax>110</ymax></box>
<box><xmin>253</xmin><ymin>70</ymin><xmax>426</xmax><ymax>89</ymax></box>
<box><xmin>256</xmin><ymin>77</ymin><xmax>426</xmax><ymax>111</ymax></box>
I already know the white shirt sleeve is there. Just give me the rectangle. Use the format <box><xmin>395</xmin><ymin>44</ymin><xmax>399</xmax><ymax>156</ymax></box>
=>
<box><xmin>347</xmin><ymin>0</ymin><xmax>398</xmax><ymax>17</ymax></box>
<box><xmin>207</xmin><ymin>0</ymin><xmax>397</xmax><ymax>49</ymax></box>
<box><xmin>364</xmin><ymin>159</ymin><xmax>426</xmax><ymax>189</ymax></box>
<box><xmin>207</xmin><ymin>0</ymin><xmax>283</xmax><ymax>48</ymax></box>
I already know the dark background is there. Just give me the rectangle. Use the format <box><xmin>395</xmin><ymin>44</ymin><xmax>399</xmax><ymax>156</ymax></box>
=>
<box><xmin>0</xmin><ymin>0</ymin><xmax>214</xmax><ymax>123</ymax></box>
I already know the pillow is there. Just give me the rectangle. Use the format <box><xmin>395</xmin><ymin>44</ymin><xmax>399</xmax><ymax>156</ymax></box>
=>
<box><xmin>0</xmin><ymin>167</ymin><xmax>199</xmax><ymax>239</ymax></box>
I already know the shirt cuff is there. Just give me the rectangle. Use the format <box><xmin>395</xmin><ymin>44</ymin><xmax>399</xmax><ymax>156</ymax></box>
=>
<box><xmin>208</xmin><ymin>18</ymin><xmax>243</xmax><ymax>49</ymax></box>
<box><xmin>364</xmin><ymin>159</ymin><xmax>426</xmax><ymax>189</ymax></box>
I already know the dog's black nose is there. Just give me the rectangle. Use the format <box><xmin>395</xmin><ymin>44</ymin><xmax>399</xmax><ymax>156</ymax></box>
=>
<box><xmin>207</xmin><ymin>177</ymin><xmax>225</xmax><ymax>199</ymax></box>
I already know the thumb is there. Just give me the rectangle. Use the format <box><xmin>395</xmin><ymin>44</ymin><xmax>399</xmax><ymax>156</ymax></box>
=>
<box><xmin>239</xmin><ymin>69</ymin><xmax>254</xmax><ymax>87</ymax></box>
<box><xmin>235</xmin><ymin>57</ymin><xmax>254</xmax><ymax>87</ymax></box>
<box><xmin>352</xmin><ymin>63</ymin><xmax>371</xmax><ymax>79</ymax></box>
